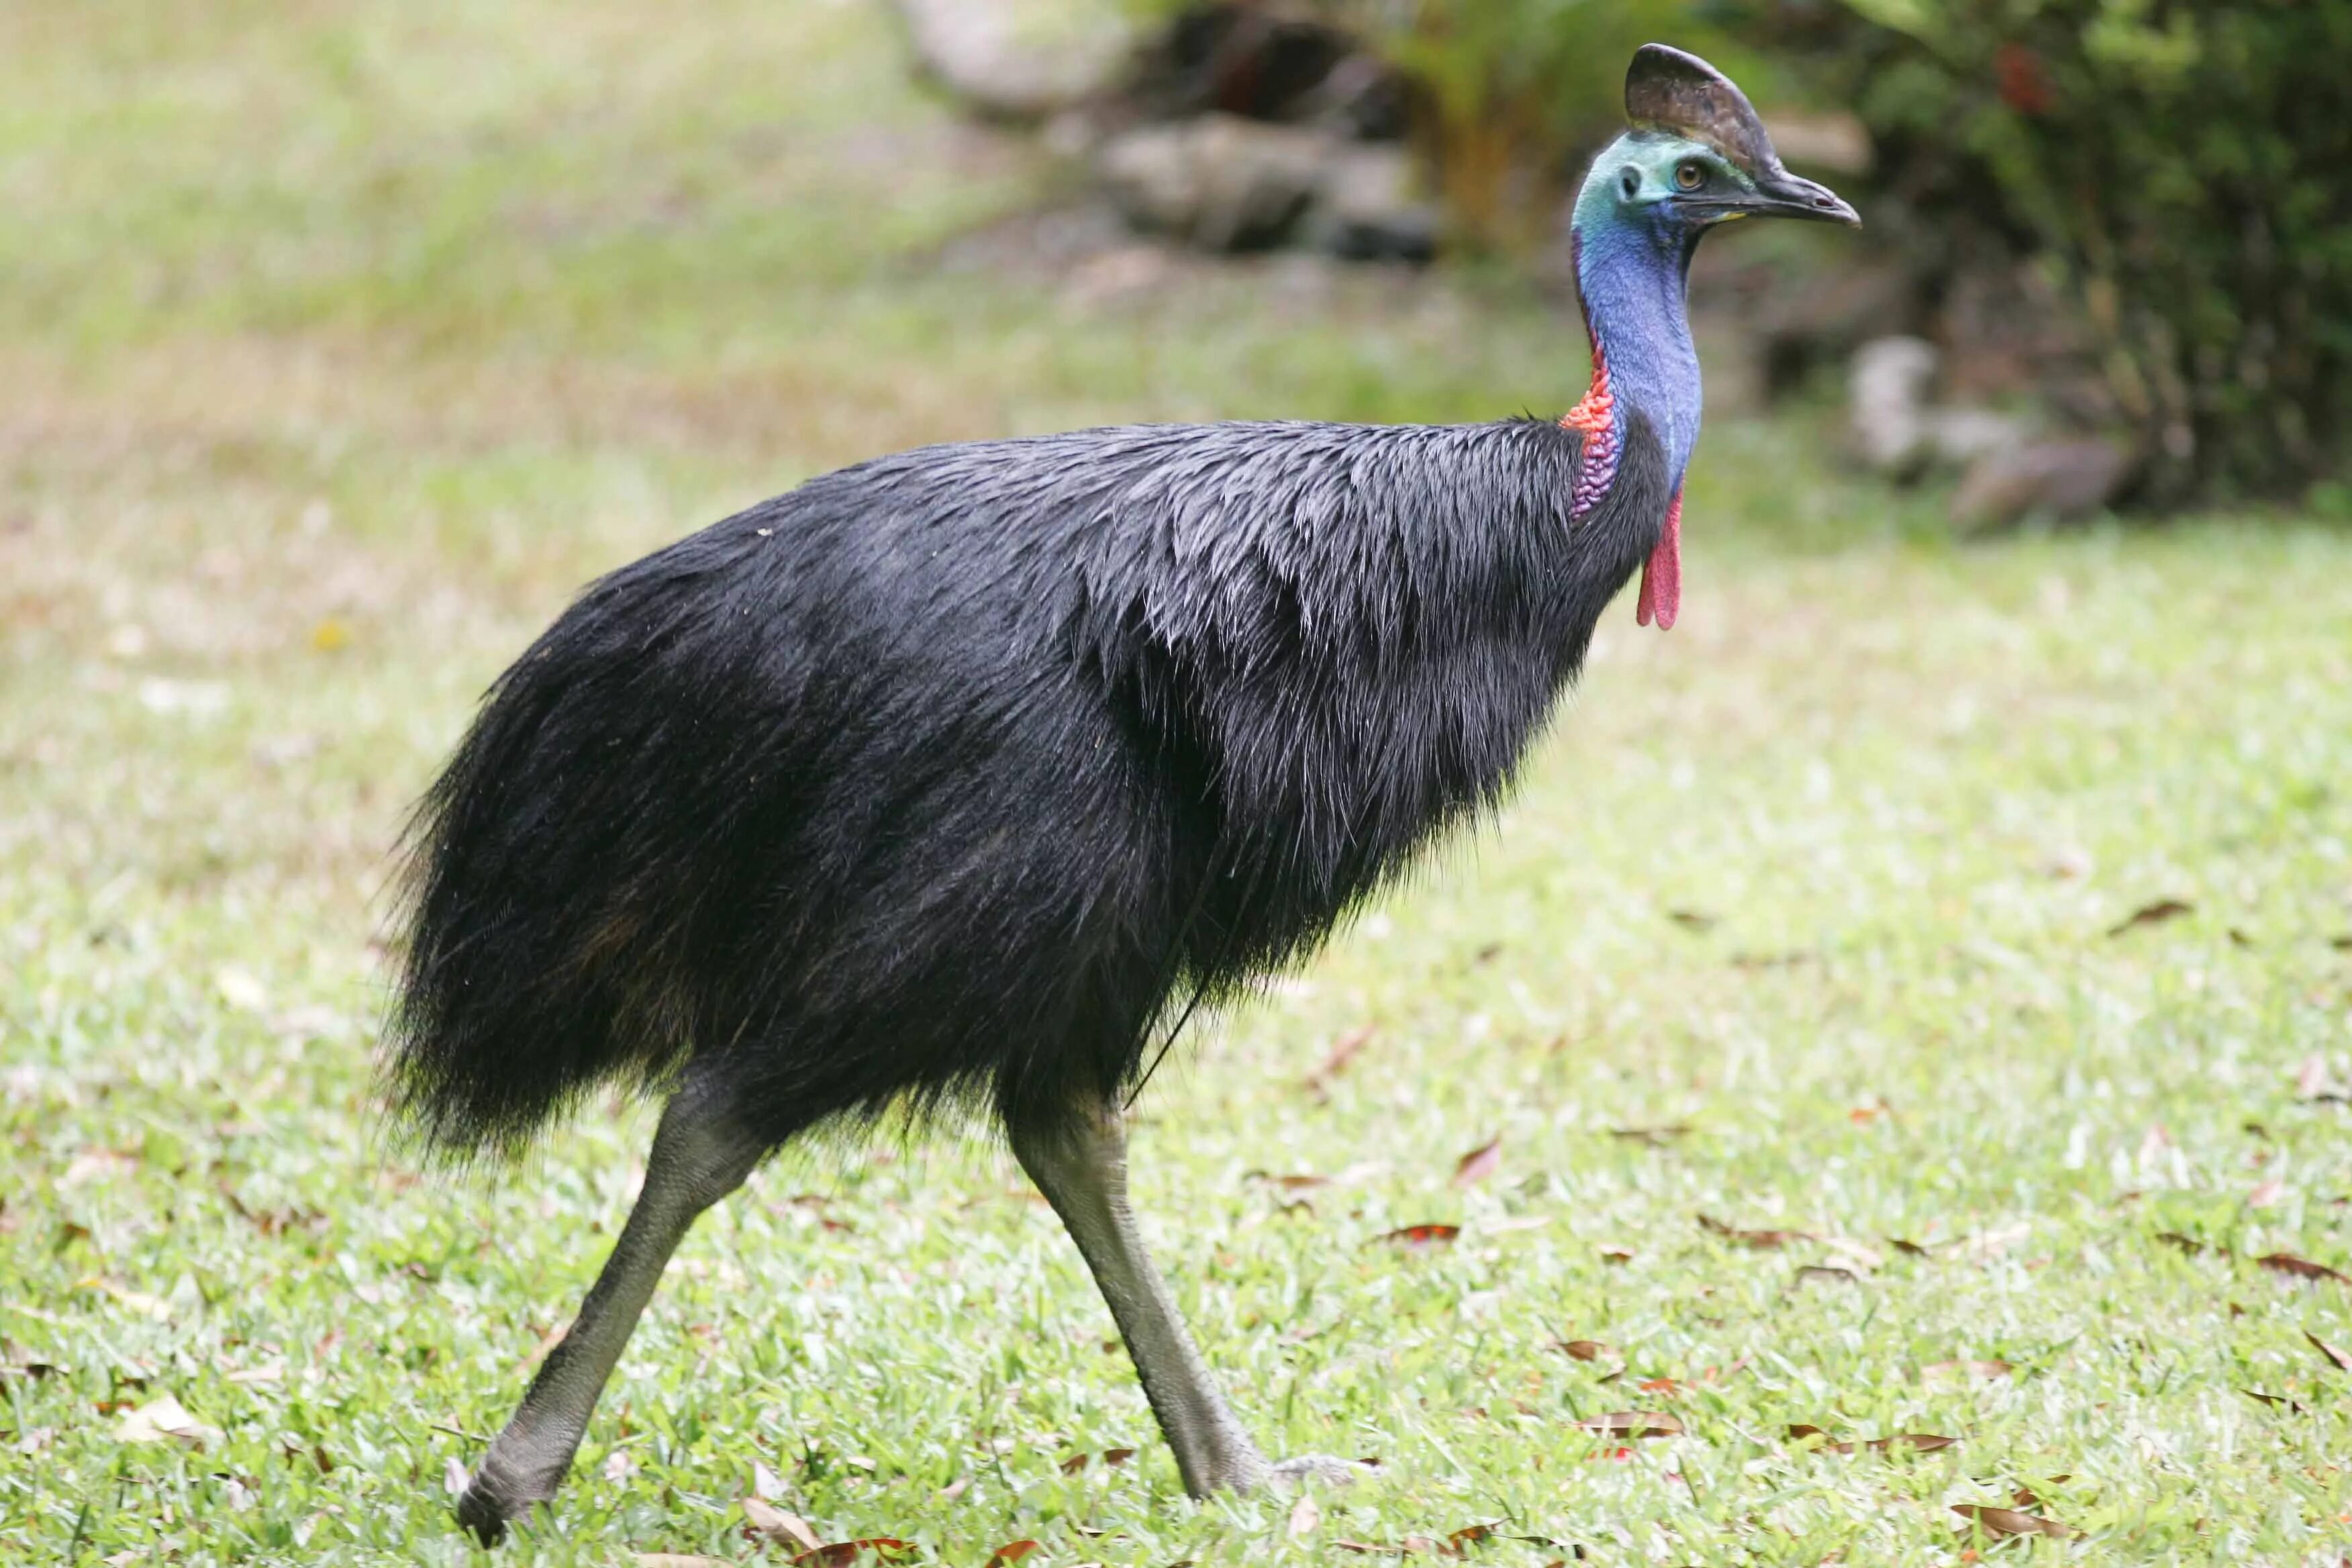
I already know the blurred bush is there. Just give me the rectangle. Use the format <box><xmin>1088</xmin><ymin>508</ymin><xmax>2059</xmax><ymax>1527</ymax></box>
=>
<box><xmin>1810</xmin><ymin>0</ymin><xmax>2351</xmax><ymax>503</ymax></box>
<box><xmin>1330</xmin><ymin>0</ymin><xmax>1723</xmax><ymax>252</ymax></box>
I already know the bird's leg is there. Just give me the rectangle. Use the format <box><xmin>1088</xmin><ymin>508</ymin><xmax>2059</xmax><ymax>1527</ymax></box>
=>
<box><xmin>456</xmin><ymin>1075</ymin><xmax>767</xmax><ymax>1545</ymax></box>
<box><xmin>1010</xmin><ymin>1099</ymin><xmax>1363</xmax><ymax>1498</ymax></box>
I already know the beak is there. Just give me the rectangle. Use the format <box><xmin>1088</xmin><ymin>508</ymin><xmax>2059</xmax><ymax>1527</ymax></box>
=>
<box><xmin>1727</xmin><ymin>166</ymin><xmax>1861</xmax><ymax>226</ymax></box>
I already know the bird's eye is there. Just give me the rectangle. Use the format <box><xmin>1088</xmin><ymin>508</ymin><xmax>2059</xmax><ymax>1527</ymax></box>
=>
<box><xmin>1674</xmin><ymin>160</ymin><xmax>1706</xmax><ymax>191</ymax></box>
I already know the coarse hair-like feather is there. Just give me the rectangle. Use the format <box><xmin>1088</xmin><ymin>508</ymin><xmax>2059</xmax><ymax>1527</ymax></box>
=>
<box><xmin>385</xmin><ymin>413</ymin><xmax>1673</xmax><ymax>1160</ymax></box>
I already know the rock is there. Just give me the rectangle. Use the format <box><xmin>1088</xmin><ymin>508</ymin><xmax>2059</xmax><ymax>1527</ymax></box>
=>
<box><xmin>1949</xmin><ymin>440</ymin><xmax>2133</xmax><ymax>532</ymax></box>
<box><xmin>1849</xmin><ymin>336</ymin><xmax>1940</xmax><ymax>472</ymax></box>
<box><xmin>1310</xmin><ymin>142</ymin><xmax>1440</xmax><ymax>262</ymax></box>
<box><xmin>1850</xmin><ymin>336</ymin><xmax>2035</xmax><ymax>475</ymax></box>
<box><xmin>1097</xmin><ymin>115</ymin><xmax>1437</xmax><ymax>258</ymax></box>
<box><xmin>1097</xmin><ymin>114</ymin><xmax>1330</xmax><ymax>251</ymax></box>
<box><xmin>892</xmin><ymin>0</ymin><xmax>1135</xmax><ymax>122</ymax></box>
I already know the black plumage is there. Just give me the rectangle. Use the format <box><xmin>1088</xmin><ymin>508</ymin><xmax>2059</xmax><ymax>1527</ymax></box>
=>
<box><xmin>392</xmin><ymin>414</ymin><xmax>1672</xmax><ymax>1157</ymax></box>
<box><xmin>393</xmin><ymin>46</ymin><xmax>1858</xmax><ymax>1540</ymax></box>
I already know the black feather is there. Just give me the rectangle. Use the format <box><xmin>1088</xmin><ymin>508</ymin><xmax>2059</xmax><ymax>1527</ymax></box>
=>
<box><xmin>387</xmin><ymin>413</ymin><xmax>1672</xmax><ymax>1157</ymax></box>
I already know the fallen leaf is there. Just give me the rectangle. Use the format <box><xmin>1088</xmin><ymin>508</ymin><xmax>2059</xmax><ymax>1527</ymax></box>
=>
<box><xmin>515</xmin><ymin>1322</ymin><xmax>568</xmax><ymax>1375</ymax></box>
<box><xmin>788</xmin><ymin>1541</ymin><xmax>912</xmax><ymax>1567</ymax></box>
<box><xmin>1953</xmin><ymin>1504</ymin><xmax>2071</xmax><ymax>1540</ymax></box>
<box><xmin>1923</xmin><ymin>1359</ymin><xmax>2013</xmax><ymax>1382</ymax></box>
<box><xmin>753</xmin><ymin>1460</ymin><xmax>788</xmax><ymax>1502</ymax></box>
<box><xmin>744</xmin><ymin>1498</ymin><xmax>824</xmax><ymax>1552</ymax></box>
<box><xmin>1608</xmin><ymin>1125</ymin><xmax>1689</xmax><ymax>1146</ymax></box>
<box><xmin>1785</xmin><ymin>1424</ymin><xmax>1957</xmax><ymax>1456</ymax></box>
<box><xmin>1554</xmin><ymin>1338</ymin><xmax>1612</xmax><ymax>1362</ymax></box>
<box><xmin>2242</xmin><ymin>1387</ymin><xmax>2309</xmax><ymax>1414</ymax></box>
<box><xmin>2249</xmin><ymin>1179</ymin><xmax>2288</xmax><ymax>1208</ymax></box>
<box><xmin>1888</xmin><ymin>1237</ymin><xmax>1930</xmax><ymax>1257</ymax></box>
<box><xmin>1596</xmin><ymin>1244</ymin><xmax>1635</xmax><ymax>1265</ymax></box>
<box><xmin>444</xmin><ymin>1457</ymin><xmax>469</xmax><ymax>1496</ymax></box>
<box><xmin>1250</xmin><ymin>1172</ymin><xmax>1332</xmax><ymax>1191</ymax></box>
<box><xmin>1059</xmin><ymin>1452</ymin><xmax>1089</xmax><ymax>1475</ymax></box>
<box><xmin>2258</xmin><ymin>1252</ymin><xmax>2351</xmax><ymax>1285</ymax></box>
<box><xmin>1451</xmin><ymin>1136</ymin><xmax>1502</xmax><ymax>1187</ymax></box>
<box><xmin>1699</xmin><ymin>1214</ymin><xmax>1813</xmax><ymax>1249</ymax></box>
<box><xmin>1793</xmin><ymin>1265</ymin><xmax>1859</xmax><ymax>1287</ymax></box>
<box><xmin>1306</xmin><ymin>1026</ymin><xmax>1375</xmax><ymax>1091</ymax></box>
<box><xmin>1667</xmin><ymin>907</ymin><xmax>1718</xmax><ymax>932</ymax></box>
<box><xmin>2108</xmin><ymin>898</ymin><xmax>2192</xmax><ymax>936</ymax></box>
<box><xmin>1288</xmin><ymin>1494</ymin><xmax>1322</xmax><ymax>1538</ymax></box>
<box><xmin>1376</xmin><ymin>1224</ymin><xmax>1459</xmax><ymax>1252</ymax></box>
<box><xmin>2306</xmin><ymin>1331</ymin><xmax>2352</xmax><ymax>1373</ymax></box>
<box><xmin>113</xmin><ymin>1394</ymin><xmax>215</xmax><ymax>1449</ymax></box>
<box><xmin>2157</xmin><ymin>1230</ymin><xmax>2216</xmax><ymax>1256</ymax></box>
<box><xmin>1575</xmin><ymin>1411</ymin><xmax>1681</xmax><ymax>1438</ymax></box>
<box><xmin>985</xmin><ymin>1542</ymin><xmax>1040</xmax><ymax>1567</ymax></box>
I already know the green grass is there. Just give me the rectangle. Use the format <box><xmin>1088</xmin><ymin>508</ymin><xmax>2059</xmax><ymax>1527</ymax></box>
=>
<box><xmin>5</xmin><ymin>2</ymin><xmax>2352</xmax><ymax>1563</ymax></box>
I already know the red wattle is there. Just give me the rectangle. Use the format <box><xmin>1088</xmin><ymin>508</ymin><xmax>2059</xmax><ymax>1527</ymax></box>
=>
<box><xmin>1636</xmin><ymin>491</ymin><xmax>1682</xmax><ymax>630</ymax></box>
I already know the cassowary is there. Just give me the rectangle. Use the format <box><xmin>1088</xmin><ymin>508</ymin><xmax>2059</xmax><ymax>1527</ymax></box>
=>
<box><xmin>391</xmin><ymin>45</ymin><xmax>1857</xmax><ymax>1542</ymax></box>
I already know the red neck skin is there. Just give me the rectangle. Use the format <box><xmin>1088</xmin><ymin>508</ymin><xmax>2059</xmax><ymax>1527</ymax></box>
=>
<box><xmin>1561</xmin><ymin>339</ymin><xmax>1681</xmax><ymax>630</ymax></box>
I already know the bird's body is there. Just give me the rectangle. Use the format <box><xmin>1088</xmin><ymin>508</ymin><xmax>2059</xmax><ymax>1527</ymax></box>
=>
<box><xmin>392</xmin><ymin>46</ymin><xmax>1857</xmax><ymax>1542</ymax></box>
<box><xmin>397</xmin><ymin>415</ymin><xmax>1673</xmax><ymax>1157</ymax></box>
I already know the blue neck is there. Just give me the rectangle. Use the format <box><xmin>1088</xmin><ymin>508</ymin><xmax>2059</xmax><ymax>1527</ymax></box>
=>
<box><xmin>1571</xmin><ymin>199</ymin><xmax>1704</xmax><ymax>489</ymax></box>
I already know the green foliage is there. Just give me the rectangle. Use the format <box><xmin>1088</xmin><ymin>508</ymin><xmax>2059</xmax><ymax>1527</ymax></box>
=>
<box><xmin>1826</xmin><ymin>0</ymin><xmax>2352</xmax><ymax>501</ymax></box>
<box><xmin>1334</xmin><ymin>0</ymin><xmax>1718</xmax><ymax>250</ymax></box>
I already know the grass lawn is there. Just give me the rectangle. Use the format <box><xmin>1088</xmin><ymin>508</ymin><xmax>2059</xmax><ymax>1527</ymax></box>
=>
<box><xmin>5</xmin><ymin>2</ymin><xmax>2351</xmax><ymax>1563</ymax></box>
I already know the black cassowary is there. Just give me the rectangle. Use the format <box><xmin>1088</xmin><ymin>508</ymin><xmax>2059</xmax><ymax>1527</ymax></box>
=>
<box><xmin>392</xmin><ymin>46</ymin><xmax>1857</xmax><ymax>1542</ymax></box>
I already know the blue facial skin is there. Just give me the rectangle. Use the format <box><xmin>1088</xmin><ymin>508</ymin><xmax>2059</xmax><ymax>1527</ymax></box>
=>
<box><xmin>1567</xmin><ymin>132</ymin><xmax>1761</xmax><ymax>493</ymax></box>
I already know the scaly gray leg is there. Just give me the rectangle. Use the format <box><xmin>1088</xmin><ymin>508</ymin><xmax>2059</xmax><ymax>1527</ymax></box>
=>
<box><xmin>1010</xmin><ymin>1100</ymin><xmax>1363</xmax><ymax>1498</ymax></box>
<box><xmin>456</xmin><ymin>1078</ymin><xmax>767</xmax><ymax>1545</ymax></box>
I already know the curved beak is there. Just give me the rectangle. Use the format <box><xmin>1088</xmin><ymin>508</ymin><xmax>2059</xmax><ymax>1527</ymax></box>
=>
<box><xmin>1731</xmin><ymin>166</ymin><xmax>1861</xmax><ymax>226</ymax></box>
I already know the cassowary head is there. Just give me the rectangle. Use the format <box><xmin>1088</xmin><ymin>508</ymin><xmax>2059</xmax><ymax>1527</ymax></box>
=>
<box><xmin>1579</xmin><ymin>45</ymin><xmax>1860</xmax><ymax>242</ymax></box>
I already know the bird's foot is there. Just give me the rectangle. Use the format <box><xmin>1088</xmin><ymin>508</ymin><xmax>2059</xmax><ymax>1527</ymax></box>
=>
<box><xmin>1266</xmin><ymin>1453</ymin><xmax>1376</xmax><ymax>1487</ymax></box>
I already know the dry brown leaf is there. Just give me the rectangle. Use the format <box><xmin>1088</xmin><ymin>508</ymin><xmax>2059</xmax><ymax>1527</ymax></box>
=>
<box><xmin>1376</xmin><ymin>1224</ymin><xmax>1460</xmax><ymax>1252</ymax></box>
<box><xmin>1700</xmin><ymin>1214</ymin><xmax>1814</xmax><ymax>1249</ymax></box>
<box><xmin>2108</xmin><ymin>897</ymin><xmax>2193</xmax><ymax>936</ymax></box>
<box><xmin>1101</xmin><ymin>1446</ymin><xmax>1135</xmax><ymax>1467</ymax></box>
<box><xmin>1953</xmin><ymin>1504</ymin><xmax>2071</xmax><ymax>1539</ymax></box>
<box><xmin>787</xmin><ymin>1540</ymin><xmax>912</xmax><ymax>1567</ymax></box>
<box><xmin>1597</xmin><ymin>1244</ymin><xmax>1635</xmax><ymax>1265</ymax></box>
<box><xmin>1923</xmin><ymin>1359</ymin><xmax>2013</xmax><ymax>1381</ymax></box>
<box><xmin>984</xmin><ymin>1541</ymin><xmax>1040</xmax><ymax>1567</ymax></box>
<box><xmin>1785</xmin><ymin>1424</ymin><xmax>1955</xmax><ymax>1455</ymax></box>
<box><xmin>2306</xmin><ymin>1331</ymin><xmax>2352</xmax><ymax>1373</ymax></box>
<box><xmin>1554</xmin><ymin>1338</ymin><xmax>1612</xmax><ymax>1362</ymax></box>
<box><xmin>113</xmin><ymin>1394</ymin><xmax>215</xmax><ymax>1449</ymax></box>
<box><xmin>2156</xmin><ymin>1231</ymin><xmax>2216</xmax><ymax>1256</ymax></box>
<box><xmin>1575</xmin><ymin>1411</ymin><xmax>1681</xmax><ymax>1438</ymax></box>
<box><xmin>2248</xmin><ymin>1179</ymin><xmax>2288</xmax><ymax>1208</ymax></box>
<box><xmin>1288</xmin><ymin>1494</ymin><xmax>1322</xmax><ymax>1538</ymax></box>
<box><xmin>2258</xmin><ymin>1252</ymin><xmax>2351</xmax><ymax>1285</ymax></box>
<box><xmin>1667</xmin><ymin>907</ymin><xmax>1718</xmax><ymax>931</ymax></box>
<box><xmin>744</xmin><ymin>1498</ymin><xmax>824</xmax><ymax>1552</ymax></box>
<box><xmin>1793</xmin><ymin>1265</ymin><xmax>1859</xmax><ymax>1287</ymax></box>
<box><xmin>2242</xmin><ymin>1387</ymin><xmax>2309</xmax><ymax>1414</ymax></box>
<box><xmin>1306</xmin><ymin>1026</ymin><xmax>1375</xmax><ymax>1091</ymax></box>
<box><xmin>1451</xmin><ymin>1136</ymin><xmax>1503</xmax><ymax>1187</ymax></box>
